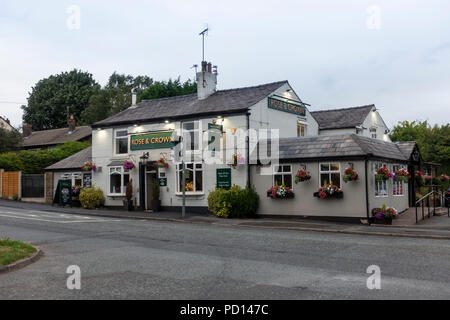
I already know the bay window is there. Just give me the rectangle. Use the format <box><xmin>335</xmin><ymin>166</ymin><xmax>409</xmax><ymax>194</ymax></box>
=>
<box><xmin>109</xmin><ymin>166</ymin><xmax>130</xmax><ymax>195</ymax></box>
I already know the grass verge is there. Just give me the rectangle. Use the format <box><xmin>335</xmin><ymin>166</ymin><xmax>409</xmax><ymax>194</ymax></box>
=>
<box><xmin>0</xmin><ymin>239</ymin><xmax>37</xmax><ymax>266</ymax></box>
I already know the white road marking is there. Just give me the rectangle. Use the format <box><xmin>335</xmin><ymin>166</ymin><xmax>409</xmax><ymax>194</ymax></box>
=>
<box><xmin>0</xmin><ymin>212</ymin><xmax>120</xmax><ymax>224</ymax></box>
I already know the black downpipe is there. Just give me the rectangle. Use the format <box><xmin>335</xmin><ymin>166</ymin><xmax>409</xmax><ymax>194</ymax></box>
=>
<box><xmin>246</xmin><ymin>112</ymin><xmax>251</xmax><ymax>188</ymax></box>
<box><xmin>139</xmin><ymin>163</ymin><xmax>146</xmax><ymax>211</ymax></box>
<box><xmin>365</xmin><ymin>158</ymin><xmax>371</xmax><ymax>225</ymax></box>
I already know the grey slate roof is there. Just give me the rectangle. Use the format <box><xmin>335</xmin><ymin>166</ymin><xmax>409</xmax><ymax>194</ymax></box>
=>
<box><xmin>259</xmin><ymin>134</ymin><xmax>407</xmax><ymax>161</ymax></box>
<box><xmin>310</xmin><ymin>105</ymin><xmax>374</xmax><ymax>130</ymax></box>
<box><xmin>93</xmin><ymin>81</ymin><xmax>288</xmax><ymax>127</ymax></box>
<box><xmin>45</xmin><ymin>147</ymin><xmax>92</xmax><ymax>171</ymax></box>
<box><xmin>22</xmin><ymin>126</ymin><xmax>92</xmax><ymax>148</ymax></box>
<box><xmin>395</xmin><ymin>141</ymin><xmax>417</xmax><ymax>160</ymax></box>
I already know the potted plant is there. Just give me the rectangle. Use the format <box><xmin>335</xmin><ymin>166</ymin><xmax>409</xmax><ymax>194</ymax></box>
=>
<box><xmin>375</xmin><ymin>166</ymin><xmax>391</xmax><ymax>181</ymax></box>
<box><xmin>123</xmin><ymin>161</ymin><xmax>135</xmax><ymax>172</ymax></box>
<box><xmin>71</xmin><ymin>185</ymin><xmax>82</xmax><ymax>207</ymax></box>
<box><xmin>123</xmin><ymin>179</ymin><xmax>134</xmax><ymax>211</ymax></box>
<box><xmin>267</xmin><ymin>183</ymin><xmax>294</xmax><ymax>199</ymax></box>
<box><xmin>372</xmin><ymin>204</ymin><xmax>397</xmax><ymax>225</ymax></box>
<box><xmin>82</xmin><ymin>161</ymin><xmax>96</xmax><ymax>172</ymax></box>
<box><xmin>151</xmin><ymin>181</ymin><xmax>161</xmax><ymax>212</ymax></box>
<box><xmin>294</xmin><ymin>169</ymin><xmax>311</xmax><ymax>183</ymax></box>
<box><xmin>343</xmin><ymin>167</ymin><xmax>358</xmax><ymax>183</ymax></box>
<box><xmin>313</xmin><ymin>183</ymin><xmax>343</xmax><ymax>199</ymax></box>
<box><xmin>152</xmin><ymin>158</ymin><xmax>169</xmax><ymax>169</ymax></box>
<box><xmin>394</xmin><ymin>168</ymin><xmax>411</xmax><ymax>183</ymax></box>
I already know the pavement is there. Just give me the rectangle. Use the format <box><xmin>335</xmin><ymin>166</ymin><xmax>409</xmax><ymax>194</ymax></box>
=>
<box><xmin>0</xmin><ymin>199</ymin><xmax>450</xmax><ymax>240</ymax></box>
<box><xmin>1</xmin><ymin>202</ymin><xmax>450</xmax><ymax>299</ymax></box>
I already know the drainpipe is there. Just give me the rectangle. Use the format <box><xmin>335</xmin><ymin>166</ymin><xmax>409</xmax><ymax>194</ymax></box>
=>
<box><xmin>246</xmin><ymin>112</ymin><xmax>251</xmax><ymax>188</ymax></box>
<box><xmin>365</xmin><ymin>157</ymin><xmax>371</xmax><ymax>225</ymax></box>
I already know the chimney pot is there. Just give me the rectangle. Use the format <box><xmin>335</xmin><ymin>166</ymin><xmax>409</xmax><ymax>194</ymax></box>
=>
<box><xmin>68</xmin><ymin>114</ymin><xmax>76</xmax><ymax>132</ymax></box>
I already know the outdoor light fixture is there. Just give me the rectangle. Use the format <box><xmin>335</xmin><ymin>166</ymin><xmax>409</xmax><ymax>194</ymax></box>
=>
<box><xmin>165</xmin><ymin>120</ymin><xmax>170</xmax><ymax>124</ymax></box>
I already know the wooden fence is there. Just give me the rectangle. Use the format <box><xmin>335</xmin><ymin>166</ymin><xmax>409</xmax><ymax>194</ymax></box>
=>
<box><xmin>1</xmin><ymin>170</ymin><xmax>21</xmax><ymax>199</ymax></box>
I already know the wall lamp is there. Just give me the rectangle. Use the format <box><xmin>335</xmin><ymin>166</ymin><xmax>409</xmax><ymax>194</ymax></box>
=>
<box><xmin>165</xmin><ymin>120</ymin><xmax>170</xmax><ymax>124</ymax></box>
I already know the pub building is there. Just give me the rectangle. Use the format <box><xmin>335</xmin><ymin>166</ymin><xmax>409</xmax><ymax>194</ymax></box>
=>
<box><xmin>63</xmin><ymin>60</ymin><xmax>425</xmax><ymax>221</ymax></box>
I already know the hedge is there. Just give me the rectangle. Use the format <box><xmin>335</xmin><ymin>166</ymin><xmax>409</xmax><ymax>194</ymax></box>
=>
<box><xmin>0</xmin><ymin>141</ymin><xmax>90</xmax><ymax>174</ymax></box>
<box><xmin>208</xmin><ymin>185</ymin><xmax>259</xmax><ymax>218</ymax></box>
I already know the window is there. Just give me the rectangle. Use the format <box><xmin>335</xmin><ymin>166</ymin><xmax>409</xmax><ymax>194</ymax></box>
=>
<box><xmin>392</xmin><ymin>165</ymin><xmax>404</xmax><ymax>196</ymax></box>
<box><xmin>319</xmin><ymin>163</ymin><xmax>341</xmax><ymax>188</ymax></box>
<box><xmin>115</xmin><ymin>130</ymin><xmax>128</xmax><ymax>155</ymax></box>
<box><xmin>109</xmin><ymin>167</ymin><xmax>130</xmax><ymax>195</ymax></box>
<box><xmin>62</xmin><ymin>172</ymin><xmax>83</xmax><ymax>186</ymax></box>
<box><xmin>297</xmin><ymin>121</ymin><xmax>307</xmax><ymax>137</ymax></box>
<box><xmin>273</xmin><ymin>165</ymin><xmax>292</xmax><ymax>188</ymax></box>
<box><xmin>176</xmin><ymin>163</ymin><xmax>203</xmax><ymax>192</ymax></box>
<box><xmin>374</xmin><ymin>162</ymin><xmax>388</xmax><ymax>197</ymax></box>
<box><xmin>370</xmin><ymin>127</ymin><xmax>377</xmax><ymax>139</ymax></box>
<box><xmin>182</xmin><ymin>121</ymin><xmax>201</xmax><ymax>152</ymax></box>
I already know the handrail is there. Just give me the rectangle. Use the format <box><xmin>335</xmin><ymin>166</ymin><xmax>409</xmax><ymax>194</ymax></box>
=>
<box><xmin>415</xmin><ymin>191</ymin><xmax>435</xmax><ymax>205</ymax></box>
<box><xmin>415</xmin><ymin>188</ymin><xmax>443</xmax><ymax>224</ymax></box>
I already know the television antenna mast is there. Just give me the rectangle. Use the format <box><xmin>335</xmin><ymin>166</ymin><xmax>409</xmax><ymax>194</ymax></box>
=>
<box><xmin>199</xmin><ymin>27</ymin><xmax>209</xmax><ymax>62</ymax></box>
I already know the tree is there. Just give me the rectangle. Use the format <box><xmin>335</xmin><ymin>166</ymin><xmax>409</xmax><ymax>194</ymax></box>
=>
<box><xmin>390</xmin><ymin>120</ymin><xmax>450</xmax><ymax>174</ymax></box>
<box><xmin>80</xmin><ymin>73</ymin><xmax>196</xmax><ymax>125</ymax></box>
<box><xmin>0</xmin><ymin>128</ymin><xmax>23</xmax><ymax>154</ymax></box>
<box><xmin>22</xmin><ymin>69</ymin><xmax>99</xmax><ymax>130</ymax></box>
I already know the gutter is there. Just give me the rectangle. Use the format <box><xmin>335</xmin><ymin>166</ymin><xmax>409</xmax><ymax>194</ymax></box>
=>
<box><xmin>246</xmin><ymin>112</ymin><xmax>251</xmax><ymax>187</ymax></box>
<box><xmin>365</xmin><ymin>155</ymin><xmax>371</xmax><ymax>225</ymax></box>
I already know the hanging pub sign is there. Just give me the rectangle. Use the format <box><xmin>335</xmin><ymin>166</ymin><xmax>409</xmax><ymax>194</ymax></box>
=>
<box><xmin>268</xmin><ymin>97</ymin><xmax>306</xmax><ymax>117</ymax></box>
<box><xmin>216</xmin><ymin>168</ymin><xmax>232</xmax><ymax>190</ymax></box>
<box><xmin>83</xmin><ymin>172</ymin><xmax>92</xmax><ymax>188</ymax></box>
<box><xmin>53</xmin><ymin>180</ymin><xmax>72</xmax><ymax>207</ymax></box>
<box><xmin>130</xmin><ymin>131</ymin><xmax>175</xmax><ymax>150</ymax></box>
<box><xmin>208</xmin><ymin>123</ymin><xmax>222</xmax><ymax>152</ymax></box>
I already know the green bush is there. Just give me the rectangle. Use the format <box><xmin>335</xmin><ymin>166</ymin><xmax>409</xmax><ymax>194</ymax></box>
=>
<box><xmin>207</xmin><ymin>185</ymin><xmax>259</xmax><ymax>219</ymax></box>
<box><xmin>0</xmin><ymin>141</ymin><xmax>90</xmax><ymax>174</ymax></box>
<box><xmin>79</xmin><ymin>187</ymin><xmax>105</xmax><ymax>209</ymax></box>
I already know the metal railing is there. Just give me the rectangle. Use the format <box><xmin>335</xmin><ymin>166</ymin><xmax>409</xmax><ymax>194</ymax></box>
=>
<box><xmin>415</xmin><ymin>188</ymin><xmax>449</xmax><ymax>223</ymax></box>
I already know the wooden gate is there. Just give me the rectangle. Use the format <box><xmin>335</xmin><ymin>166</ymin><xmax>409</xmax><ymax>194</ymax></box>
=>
<box><xmin>1</xmin><ymin>171</ymin><xmax>20</xmax><ymax>198</ymax></box>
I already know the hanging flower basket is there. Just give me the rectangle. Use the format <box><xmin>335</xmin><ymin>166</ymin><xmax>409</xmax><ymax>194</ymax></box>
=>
<box><xmin>267</xmin><ymin>185</ymin><xmax>294</xmax><ymax>199</ymax></box>
<box><xmin>82</xmin><ymin>161</ymin><xmax>96</xmax><ymax>172</ymax></box>
<box><xmin>229</xmin><ymin>154</ymin><xmax>245</xmax><ymax>169</ymax></box>
<box><xmin>394</xmin><ymin>168</ymin><xmax>411</xmax><ymax>183</ymax></box>
<box><xmin>152</xmin><ymin>158</ymin><xmax>169</xmax><ymax>169</ymax></box>
<box><xmin>343</xmin><ymin>167</ymin><xmax>358</xmax><ymax>183</ymax></box>
<box><xmin>439</xmin><ymin>174</ymin><xmax>450</xmax><ymax>183</ymax></box>
<box><xmin>123</xmin><ymin>161</ymin><xmax>135</xmax><ymax>171</ymax></box>
<box><xmin>313</xmin><ymin>184</ymin><xmax>343</xmax><ymax>199</ymax></box>
<box><xmin>294</xmin><ymin>169</ymin><xmax>311</xmax><ymax>183</ymax></box>
<box><xmin>371</xmin><ymin>205</ymin><xmax>397</xmax><ymax>225</ymax></box>
<box><xmin>375</xmin><ymin>166</ymin><xmax>391</xmax><ymax>181</ymax></box>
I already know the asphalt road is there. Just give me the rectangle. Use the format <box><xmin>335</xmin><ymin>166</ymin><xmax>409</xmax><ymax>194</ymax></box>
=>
<box><xmin>0</xmin><ymin>204</ymin><xmax>450</xmax><ymax>300</ymax></box>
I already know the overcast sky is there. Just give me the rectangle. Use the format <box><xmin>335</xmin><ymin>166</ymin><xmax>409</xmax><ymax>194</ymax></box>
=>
<box><xmin>1</xmin><ymin>0</ymin><xmax>449</xmax><ymax>129</ymax></box>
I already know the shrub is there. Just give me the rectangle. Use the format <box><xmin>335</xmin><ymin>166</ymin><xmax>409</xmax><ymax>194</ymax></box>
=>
<box><xmin>207</xmin><ymin>186</ymin><xmax>259</xmax><ymax>219</ymax></box>
<box><xmin>12</xmin><ymin>194</ymin><xmax>20</xmax><ymax>201</ymax></box>
<box><xmin>79</xmin><ymin>187</ymin><xmax>105</xmax><ymax>209</ymax></box>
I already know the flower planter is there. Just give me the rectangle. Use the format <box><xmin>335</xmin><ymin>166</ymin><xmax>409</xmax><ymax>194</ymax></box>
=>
<box><xmin>266</xmin><ymin>191</ymin><xmax>295</xmax><ymax>199</ymax></box>
<box><xmin>372</xmin><ymin>216</ymin><xmax>392</xmax><ymax>225</ymax></box>
<box><xmin>313</xmin><ymin>191</ymin><xmax>344</xmax><ymax>199</ymax></box>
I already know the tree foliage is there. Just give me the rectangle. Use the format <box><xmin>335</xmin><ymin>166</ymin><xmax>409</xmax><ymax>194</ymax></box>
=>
<box><xmin>0</xmin><ymin>141</ymin><xmax>90</xmax><ymax>174</ymax></box>
<box><xmin>22</xmin><ymin>70</ymin><xmax>99</xmax><ymax>130</ymax></box>
<box><xmin>390</xmin><ymin>120</ymin><xmax>450</xmax><ymax>173</ymax></box>
<box><xmin>0</xmin><ymin>128</ymin><xmax>23</xmax><ymax>154</ymax></box>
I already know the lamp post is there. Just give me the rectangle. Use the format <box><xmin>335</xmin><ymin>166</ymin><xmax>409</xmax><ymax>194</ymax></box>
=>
<box><xmin>173</xmin><ymin>135</ymin><xmax>185</xmax><ymax>219</ymax></box>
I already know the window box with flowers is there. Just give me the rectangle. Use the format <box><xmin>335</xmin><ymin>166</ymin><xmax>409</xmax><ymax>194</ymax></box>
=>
<box><xmin>123</xmin><ymin>160</ymin><xmax>135</xmax><ymax>172</ymax></box>
<box><xmin>313</xmin><ymin>184</ymin><xmax>343</xmax><ymax>199</ymax></box>
<box><xmin>375</xmin><ymin>166</ymin><xmax>392</xmax><ymax>181</ymax></box>
<box><xmin>371</xmin><ymin>204</ymin><xmax>397</xmax><ymax>225</ymax></box>
<box><xmin>82</xmin><ymin>161</ymin><xmax>97</xmax><ymax>172</ymax></box>
<box><xmin>343</xmin><ymin>167</ymin><xmax>358</xmax><ymax>183</ymax></box>
<box><xmin>394</xmin><ymin>168</ymin><xmax>411</xmax><ymax>183</ymax></box>
<box><xmin>294</xmin><ymin>169</ymin><xmax>311</xmax><ymax>183</ymax></box>
<box><xmin>267</xmin><ymin>184</ymin><xmax>294</xmax><ymax>199</ymax></box>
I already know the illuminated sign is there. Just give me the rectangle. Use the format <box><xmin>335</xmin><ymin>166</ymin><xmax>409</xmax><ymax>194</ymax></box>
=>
<box><xmin>268</xmin><ymin>97</ymin><xmax>306</xmax><ymax>117</ymax></box>
<box><xmin>130</xmin><ymin>131</ymin><xmax>174</xmax><ymax>150</ymax></box>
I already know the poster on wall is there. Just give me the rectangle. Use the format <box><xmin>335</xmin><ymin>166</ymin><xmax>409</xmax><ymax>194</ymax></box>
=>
<box><xmin>83</xmin><ymin>173</ymin><xmax>92</xmax><ymax>188</ymax></box>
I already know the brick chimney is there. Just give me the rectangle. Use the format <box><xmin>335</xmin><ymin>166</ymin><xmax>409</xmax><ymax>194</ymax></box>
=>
<box><xmin>68</xmin><ymin>114</ymin><xmax>76</xmax><ymax>133</ymax></box>
<box><xmin>196</xmin><ymin>61</ymin><xmax>217</xmax><ymax>100</ymax></box>
<box><xmin>23</xmin><ymin>124</ymin><xmax>32</xmax><ymax>137</ymax></box>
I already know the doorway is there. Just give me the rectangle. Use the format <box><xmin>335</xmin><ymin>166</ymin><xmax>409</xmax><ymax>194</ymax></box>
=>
<box><xmin>146</xmin><ymin>172</ymin><xmax>157</xmax><ymax>210</ymax></box>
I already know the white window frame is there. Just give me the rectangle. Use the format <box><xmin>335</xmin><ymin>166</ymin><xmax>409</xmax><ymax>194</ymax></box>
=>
<box><xmin>62</xmin><ymin>172</ymin><xmax>83</xmax><ymax>186</ymax></box>
<box><xmin>114</xmin><ymin>129</ymin><xmax>129</xmax><ymax>156</ymax></box>
<box><xmin>374</xmin><ymin>162</ymin><xmax>388</xmax><ymax>197</ymax></box>
<box><xmin>176</xmin><ymin>162</ymin><xmax>204</xmax><ymax>193</ymax></box>
<box><xmin>392</xmin><ymin>164</ymin><xmax>405</xmax><ymax>197</ymax></box>
<box><xmin>319</xmin><ymin>163</ymin><xmax>341</xmax><ymax>188</ymax></box>
<box><xmin>181</xmin><ymin>121</ymin><xmax>202</xmax><ymax>154</ymax></box>
<box><xmin>108</xmin><ymin>166</ymin><xmax>130</xmax><ymax>195</ymax></box>
<box><xmin>273</xmin><ymin>165</ymin><xmax>293</xmax><ymax>188</ymax></box>
<box><xmin>297</xmin><ymin>120</ymin><xmax>307</xmax><ymax>137</ymax></box>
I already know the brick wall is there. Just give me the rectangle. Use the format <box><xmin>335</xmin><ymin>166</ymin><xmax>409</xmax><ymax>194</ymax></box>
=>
<box><xmin>45</xmin><ymin>171</ymin><xmax>54</xmax><ymax>204</ymax></box>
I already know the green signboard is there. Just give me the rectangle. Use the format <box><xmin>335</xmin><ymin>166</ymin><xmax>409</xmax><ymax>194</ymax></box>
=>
<box><xmin>216</xmin><ymin>168</ymin><xmax>232</xmax><ymax>190</ymax></box>
<box><xmin>158</xmin><ymin>178</ymin><xmax>167</xmax><ymax>187</ymax></box>
<box><xmin>130</xmin><ymin>131</ymin><xmax>174</xmax><ymax>150</ymax></box>
<box><xmin>53</xmin><ymin>180</ymin><xmax>72</xmax><ymax>207</ymax></box>
<box><xmin>208</xmin><ymin>123</ymin><xmax>223</xmax><ymax>131</ymax></box>
<box><xmin>268</xmin><ymin>97</ymin><xmax>306</xmax><ymax>117</ymax></box>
